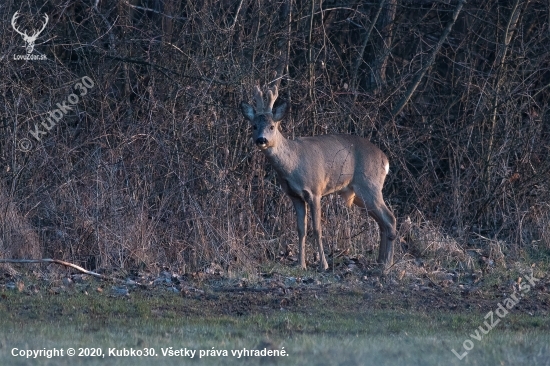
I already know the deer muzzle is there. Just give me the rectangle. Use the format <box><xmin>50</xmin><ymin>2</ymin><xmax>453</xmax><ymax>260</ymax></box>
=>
<box><xmin>255</xmin><ymin>137</ymin><xmax>268</xmax><ymax>148</ymax></box>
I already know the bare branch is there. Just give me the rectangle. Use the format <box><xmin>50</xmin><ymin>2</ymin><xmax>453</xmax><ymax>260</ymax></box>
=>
<box><xmin>391</xmin><ymin>0</ymin><xmax>466</xmax><ymax>118</ymax></box>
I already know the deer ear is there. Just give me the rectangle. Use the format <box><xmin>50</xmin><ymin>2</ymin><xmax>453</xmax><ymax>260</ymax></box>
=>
<box><xmin>240</xmin><ymin>102</ymin><xmax>255</xmax><ymax>122</ymax></box>
<box><xmin>272</xmin><ymin>102</ymin><xmax>287</xmax><ymax>122</ymax></box>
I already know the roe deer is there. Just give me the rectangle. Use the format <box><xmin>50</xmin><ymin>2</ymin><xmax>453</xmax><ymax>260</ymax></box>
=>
<box><xmin>240</xmin><ymin>84</ymin><xmax>396</xmax><ymax>270</ymax></box>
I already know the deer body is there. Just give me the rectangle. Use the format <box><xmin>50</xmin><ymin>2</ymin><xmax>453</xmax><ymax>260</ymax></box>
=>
<box><xmin>241</xmin><ymin>85</ymin><xmax>396</xmax><ymax>270</ymax></box>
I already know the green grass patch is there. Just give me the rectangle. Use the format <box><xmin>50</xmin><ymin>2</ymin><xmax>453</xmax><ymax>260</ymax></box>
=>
<box><xmin>0</xmin><ymin>288</ymin><xmax>549</xmax><ymax>365</ymax></box>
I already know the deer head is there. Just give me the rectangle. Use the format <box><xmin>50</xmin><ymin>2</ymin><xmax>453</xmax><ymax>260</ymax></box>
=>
<box><xmin>11</xmin><ymin>12</ymin><xmax>49</xmax><ymax>54</ymax></box>
<box><xmin>240</xmin><ymin>85</ymin><xmax>287</xmax><ymax>150</ymax></box>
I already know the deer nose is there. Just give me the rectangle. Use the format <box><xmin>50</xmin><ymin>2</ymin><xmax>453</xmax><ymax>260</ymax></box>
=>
<box><xmin>256</xmin><ymin>137</ymin><xmax>268</xmax><ymax>146</ymax></box>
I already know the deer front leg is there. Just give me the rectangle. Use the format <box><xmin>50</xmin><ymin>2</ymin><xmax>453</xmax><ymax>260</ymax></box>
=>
<box><xmin>291</xmin><ymin>197</ymin><xmax>307</xmax><ymax>269</ymax></box>
<box><xmin>309</xmin><ymin>195</ymin><xmax>328</xmax><ymax>270</ymax></box>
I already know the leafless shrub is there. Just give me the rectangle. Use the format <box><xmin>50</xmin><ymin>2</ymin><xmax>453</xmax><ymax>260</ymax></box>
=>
<box><xmin>0</xmin><ymin>184</ymin><xmax>41</xmax><ymax>260</ymax></box>
<box><xmin>0</xmin><ymin>0</ymin><xmax>548</xmax><ymax>273</ymax></box>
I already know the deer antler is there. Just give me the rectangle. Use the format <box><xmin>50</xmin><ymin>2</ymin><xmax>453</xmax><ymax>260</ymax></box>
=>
<box><xmin>33</xmin><ymin>14</ymin><xmax>49</xmax><ymax>38</ymax></box>
<box><xmin>265</xmin><ymin>84</ymin><xmax>279</xmax><ymax>114</ymax></box>
<box><xmin>11</xmin><ymin>12</ymin><xmax>27</xmax><ymax>38</ymax></box>
<box><xmin>253</xmin><ymin>85</ymin><xmax>265</xmax><ymax>113</ymax></box>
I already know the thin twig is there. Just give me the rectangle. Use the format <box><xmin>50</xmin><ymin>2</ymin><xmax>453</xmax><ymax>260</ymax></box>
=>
<box><xmin>122</xmin><ymin>0</ymin><xmax>187</xmax><ymax>21</ymax></box>
<box><xmin>227</xmin><ymin>0</ymin><xmax>244</xmax><ymax>29</ymax></box>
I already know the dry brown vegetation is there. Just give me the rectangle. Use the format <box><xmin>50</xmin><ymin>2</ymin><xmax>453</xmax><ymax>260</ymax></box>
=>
<box><xmin>1</xmin><ymin>0</ymin><xmax>549</xmax><ymax>275</ymax></box>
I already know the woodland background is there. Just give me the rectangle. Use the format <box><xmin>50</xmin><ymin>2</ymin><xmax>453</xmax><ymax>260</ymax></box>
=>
<box><xmin>0</xmin><ymin>0</ymin><xmax>549</xmax><ymax>274</ymax></box>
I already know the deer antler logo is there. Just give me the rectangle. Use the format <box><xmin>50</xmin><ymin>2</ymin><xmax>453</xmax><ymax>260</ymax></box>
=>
<box><xmin>11</xmin><ymin>11</ymin><xmax>49</xmax><ymax>54</ymax></box>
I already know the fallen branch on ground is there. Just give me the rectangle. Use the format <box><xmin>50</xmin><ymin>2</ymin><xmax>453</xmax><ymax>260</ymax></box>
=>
<box><xmin>0</xmin><ymin>258</ymin><xmax>111</xmax><ymax>281</ymax></box>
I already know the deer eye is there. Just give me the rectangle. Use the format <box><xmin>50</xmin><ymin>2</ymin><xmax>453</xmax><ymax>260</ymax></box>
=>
<box><xmin>270</xmin><ymin>125</ymin><xmax>275</xmax><ymax>130</ymax></box>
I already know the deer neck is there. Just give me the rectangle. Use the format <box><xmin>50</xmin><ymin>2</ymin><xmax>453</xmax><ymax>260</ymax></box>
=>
<box><xmin>262</xmin><ymin>133</ymin><xmax>299</xmax><ymax>175</ymax></box>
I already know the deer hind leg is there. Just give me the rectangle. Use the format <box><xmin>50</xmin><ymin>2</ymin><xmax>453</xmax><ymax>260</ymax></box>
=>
<box><xmin>353</xmin><ymin>187</ymin><xmax>396</xmax><ymax>266</ymax></box>
<box><xmin>291</xmin><ymin>197</ymin><xmax>308</xmax><ymax>269</ymax></box>
<box><xmin>306</xmin><ymin>194</ymin><xmax>328</xmax><ymax>271</ymax></box>
<box><xmin>339</xmin><ymin>187</ymin><xmax>356</xmax><ymax>208</ymax></box>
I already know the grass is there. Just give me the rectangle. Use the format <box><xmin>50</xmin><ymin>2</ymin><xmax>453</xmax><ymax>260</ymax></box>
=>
<box><xmin>0</xmin><ymin>286</ymin><xmax>549</xmax><ymax>366</ymax></box>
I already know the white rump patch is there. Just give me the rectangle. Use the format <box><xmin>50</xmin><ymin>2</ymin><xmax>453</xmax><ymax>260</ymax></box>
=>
<box><xmin>385</xmin><ymin>162</ymin><xmax>389</xmax><ymax>174</ymax></box>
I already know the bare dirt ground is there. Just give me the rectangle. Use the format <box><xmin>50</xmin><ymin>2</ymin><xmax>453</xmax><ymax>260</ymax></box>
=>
<box><xmin>2</xmin><ymin>256</ymin><xmax>549</xmax><ymax>319</ymax></box>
